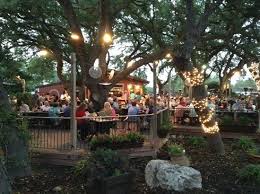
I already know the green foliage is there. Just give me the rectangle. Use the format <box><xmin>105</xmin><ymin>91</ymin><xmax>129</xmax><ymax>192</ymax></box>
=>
<box><xmin>232</xmin><ymin>78</ymin><xmax>257</xmax><ymax>92</ymax></box>
<box><xmin>16</xmin><ymin>93</ymin><xmax>33</xmax><ymax>108</ymax></box>
<box><xmin>235</xmin><ymin>136</ymin><xmax>256</xmax><ymax>152</ymax></box>
<box><xmin>74</xmin><ymin>149</ymin><xmax>128</xmax><ymax>179</ymax></box>
<box><xmin>188</xmin><ymin>136</ymin><xmax>207</xmax><ymax>148</ymax></box>
<box><xmin>238</xmin><ymin>164</ymin><xmax>260</xmax><ymax>185</ymax></box>
<box><xmin>157</xmin><ymin>120</ymin><xmax>172</xmax><ymax>138</ymax></box>
<box><xmin>89</xmin><ymin>132</ymin><xmax>144</xmax><ymax>150</ymax></box>
<box><xmin>167</xmin><ymin>144</ymin><xmax>185</xmax><ymax>157</ymax></box>
<box><xmin>238</xmin><ymin>116</ymin><xmax>255</xmax><ymax>126</ymax></box>
<box><xmin>220</xmin><ymin>115</ymin><xmax>234</xmax><ymax>125</ymax></box>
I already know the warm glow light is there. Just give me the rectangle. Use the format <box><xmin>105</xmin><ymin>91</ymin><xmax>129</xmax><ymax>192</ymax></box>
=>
<box><xmin>135</xmin><ymin>85</ymin><xmax>140</xmax><ymax>90</ymax></box>
<box><xmin>71</xmin><ymin>33</ymin><xmax>80</xmax><ymax>40</ymax></box>
<box><xmin>127</xmin><ymin>84</ymin><xmax>133</xmax><ymax>90</ymax></box>
<box><xmin>127</xmin><ymin>61</ymin><xmax>134</xmax><ymax>68</ymax></box>
<box><xmin>165</xmin><ymin>53</ymin><xmax>172</xmax><ymax>59</ymax></box>
<box><xmin>38</xmin><ymin>49</ymin><xmax>49</xmax><ymax>56</ymax></box>
<box><xmin>103</xmin><ymin>33</ymin><xmax>112</xmax><ymax>44</ymax></box>
<box><xmin>234</xmin><ymin>71</ymin><xmax>240</xmax><ymax>77</ymax></box>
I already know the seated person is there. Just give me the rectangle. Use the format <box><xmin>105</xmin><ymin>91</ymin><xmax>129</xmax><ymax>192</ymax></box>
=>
<box><xmin>48</xmin><ymin>102</ymin><xmax>61</xmax><ymax>126</ymax></box>
<box><xmin>98</xmin><ymin>102</ymin><xmax>116</xmax><ymax>117</ymax></box>
<box><xmin>174</xmin><ymin>102</ymin><xmax>186</xmax><ymax>123</ymax></box>
<box><xmin>19</xmin><ymin>101</ymin><xmax>30</xmax><ymax>113</ymax></box>
<box><xmin>76</xmin><ymin>103</ymin><xmax>88</xmax><ymax>140</ymax></box>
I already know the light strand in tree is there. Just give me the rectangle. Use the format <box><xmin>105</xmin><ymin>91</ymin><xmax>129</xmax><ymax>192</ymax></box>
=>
<box><xmin>183</xmin><ymin>68</ymin><xmax>204</xmax><ymax>86</ymax></box>
<box><xmin>192</xmin><ymin>98</ymin><xmax>220</xmax><ymax>134</ymax></box>
<box><xmin>248</xmin><ymin>63</ymin><xmax>260</xmax><ymax>90</ymax></box>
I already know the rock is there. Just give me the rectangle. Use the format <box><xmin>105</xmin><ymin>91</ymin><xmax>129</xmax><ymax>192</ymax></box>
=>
<box><xmin>145</xmin><ymin>160</ymin><xmax>168</xmax><ymax>188</ymax></box>
<box><xmin>145</xmin><ymin>160</ymin><xmax>202</xmax><ymax>192</ymax></box>
<box><xmin>52</xmin><ymin>186</ymin><xmax>62</xmax><ymax>192</ymax></box>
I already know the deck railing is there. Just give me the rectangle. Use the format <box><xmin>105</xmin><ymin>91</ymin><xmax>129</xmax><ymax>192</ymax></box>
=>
<box><xmin>22</xmin><ymin>108</ymin><xmax>169</xmax><ymax>150</ymax></box>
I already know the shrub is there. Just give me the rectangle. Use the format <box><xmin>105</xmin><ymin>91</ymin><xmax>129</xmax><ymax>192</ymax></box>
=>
<box><xmin>168</xmin><ymin>144</ymin><xmax>185</xmax><ymax>157</ymax></box>
<box><xmin>238</xmin><ymin>116</ymin><xmax>255</xmax><ymax>126</ymax></box>
<box><xmin>238</xmin><ymin>164</ymin><xmax>260</xmax><ymax>185</ymax></box>
<box><xmin>89</xmin><ymin>132</ymin><xmax>145</xmax><ymax>150</ymax></box>
<box><xmin>236</xmin><ymin>136</ymin><xmax>256</xmax><ymax>152</ymax></box>
<box><xmin>157</xmin><ymin>121</ymin><xmax>172</xmax><ymax>138</ymax></box>
<box><xmin>74</xmin><ymin>149</ymin><xmax>128</xmax><ymax>179</ymax></box>
<box><xmin>188</xmin><ymin>136</ymin><xmax>207</xmax><ymax>147</ymax></box>
<box><xmin>220</xmin><ymin>115</ymin><xmax>234</xmax><ymax>125</ymax></box>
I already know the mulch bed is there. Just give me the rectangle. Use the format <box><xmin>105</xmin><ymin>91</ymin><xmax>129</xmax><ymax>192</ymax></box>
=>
<box><xmin>13</xmin><ymin>136</ymin><xmax>260</xmax><ymax>194</ymax></box>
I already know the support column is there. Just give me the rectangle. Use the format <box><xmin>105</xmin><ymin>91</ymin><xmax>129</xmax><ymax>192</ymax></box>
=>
<box><xmin>151</xmin><ymin>62</ymin><xmax>158</xmax><ymax>146</ymax></box>
<box><xmin>70</xmin><ymin>53</ymin><xmax>77</xmax><ymax>150</ymax></box>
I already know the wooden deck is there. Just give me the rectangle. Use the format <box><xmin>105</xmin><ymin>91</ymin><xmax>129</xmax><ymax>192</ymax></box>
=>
<box><xmin>31</xmin><ymin>145</ymin><xmax>156</xmax><ymax>166</ymax></box>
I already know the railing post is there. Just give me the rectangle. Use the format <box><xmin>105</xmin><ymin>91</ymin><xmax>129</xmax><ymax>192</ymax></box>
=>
<box><xmin>70</xmin><ymin>53</ymin><xmax>77</xmax><ymax>150</ymax></box>
<box><xmin>257</xmin><ymin>110</ymin><xmax>260</xmax><ymax>133</ymax></box>
<box><xmin>151</xmin><ymin>61</ymin><xmax>157</xmax><ymax>146</ymax></box>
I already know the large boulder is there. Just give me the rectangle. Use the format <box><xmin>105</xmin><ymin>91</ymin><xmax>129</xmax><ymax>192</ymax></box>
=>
<box><xmin>145</xmin><ymin>160</ymin><xmax>202</xmax><ymax>192</ymax></box>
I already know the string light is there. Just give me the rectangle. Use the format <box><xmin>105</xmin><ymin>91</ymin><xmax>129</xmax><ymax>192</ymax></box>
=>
<box><xmin>192</xmin><ymin>98</ymin><xmax>220</xmax><ymax>134</ymax></box>
<box><xmin>202</xmin><ymin>122</ymin><xmax>219</xmax><ymax>134</ymax></box>
<box><xmin>248</xmin><ymin>63</ymin><xmax>260</xmax><ymax>90</ymax></box>
<box><xmin>183</xmin><ymin>68</ymin><xmax>204</xmax><ymax>86</ymax></box>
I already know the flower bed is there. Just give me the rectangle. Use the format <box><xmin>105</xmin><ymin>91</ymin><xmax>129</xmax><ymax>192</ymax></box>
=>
<box><xmin>89</xmin><ymin>132</ymin><xmax>145</xmax><ymax>151</ymax></box>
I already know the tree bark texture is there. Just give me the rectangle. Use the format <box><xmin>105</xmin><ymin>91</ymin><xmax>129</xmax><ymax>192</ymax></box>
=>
<box><xmin>0</xmin><ymin>160</ymin><xmax>11</xmax><ymax>194</ymax></box>
<box><xmin>0</xmin><ymin>81</ymin><xmax>31</xmax><ymax>178</ymax></box>
<box><xmin>192</xmin><ymin>85</ymin><xmax>225</xmax><ymax>154</ymax></box>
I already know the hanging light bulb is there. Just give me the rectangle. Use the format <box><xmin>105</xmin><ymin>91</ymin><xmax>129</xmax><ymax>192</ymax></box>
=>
<box><xmin>38</xmin><ymin>49</ymin><xmax>49</xmax><ymax>56</ymax></box>
<box><xmin>103</xmin><ymin>32</ymin><xmax>112</xmax><ymax>44</ymax></box>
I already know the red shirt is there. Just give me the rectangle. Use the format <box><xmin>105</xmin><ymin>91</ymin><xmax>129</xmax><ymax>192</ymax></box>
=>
<box><xmin>76</xmin><ymin>110</ymin><xmax>86</xmax><ymax>125</ymax></box>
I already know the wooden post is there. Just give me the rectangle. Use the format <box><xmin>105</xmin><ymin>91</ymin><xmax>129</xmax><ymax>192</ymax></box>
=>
<box><xmin>258</xmin><ymin>110</ymin><xmax>260</xmax><ymax>133</ymax></box>
<box><xmin>151</xmin><ymin>62</ymin><xmax>158</xmax><ymax>145</ymax></box>
<box><xmin>70</xmin><ymin>53</ymin><xmax>77</xmax><ymax>150</ymax></box>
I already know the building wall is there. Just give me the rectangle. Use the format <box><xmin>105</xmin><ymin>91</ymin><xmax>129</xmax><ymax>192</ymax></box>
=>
<box><xmin>39</xmin><ymin>84</ymin><xmax>65</xmax><ymax>97</ymax></box>
<box><xmin>38</xmin><ymin>80</ymin><xmax>145</xmax><ymax>99</ymax></box>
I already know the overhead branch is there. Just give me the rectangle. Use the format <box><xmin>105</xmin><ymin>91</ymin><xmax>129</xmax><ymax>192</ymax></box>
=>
<box><xmin>111</xmin><ymin>49</ymin><xmax>171</xmax><ymax>85</ymax></box>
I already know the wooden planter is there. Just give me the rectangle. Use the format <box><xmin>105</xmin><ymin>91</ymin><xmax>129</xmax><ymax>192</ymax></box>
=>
<box><xmin>91</xmin><ymin>141</ymin><xmax>144</xmax><ymax>151</ymax></box>
<box><xmin>170</xmin><ymin>155</ymin><xmax>190</xmax><ymax>166</ymax></box>
<box><xmin>219</xmin><ymin>125</ymin><xmax>257</xmax><ymax>133</ymax></box>
<box><xmin>248</xmin><ymin>153</ymin><xmax>260</xmax><ymax>163</ymax></box>
<box><xmin>157</xmin><ymin>150</ymin><xmax>170</xmax><ymax>160</ymax></box>
<box><xmin>100</xmin><ymin>173</ymin><xmax>133</xmax><ymax>194</ymax></box>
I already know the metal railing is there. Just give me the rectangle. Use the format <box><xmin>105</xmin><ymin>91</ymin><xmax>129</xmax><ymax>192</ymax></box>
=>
<box><xmin>22</xmin><ymin>108</ymin><xmax>169</xmax><ymax>151</ymax></box>
<box><xmin>170</xmin><ymin>108</ymin><xmax>260</xmax><ymax>130</ymax></box>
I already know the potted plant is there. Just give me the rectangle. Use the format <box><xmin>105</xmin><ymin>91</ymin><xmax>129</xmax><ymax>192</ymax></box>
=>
<box><xmin>74</xmin><ymin>148</ymin><xmax>133</xmax><ymax>194</ymax></box>
<box><xmin>157</xmin><ymin>142</ymin><xmax>171</xmax><ymax>160</ymax></box>
<box><xmin>168</xmin><ymin>144</ymin><xmax>190</xmax><ymax>166</ymax></box>
<box><xmin>157</xmin><ymin>121</ymin><xmax>172</xmax><ymax>138</ymax></box>
<box><xmin>247</xmin><ymin>147</ymin><xmax>260</xmax><ymax>163</ymax></box>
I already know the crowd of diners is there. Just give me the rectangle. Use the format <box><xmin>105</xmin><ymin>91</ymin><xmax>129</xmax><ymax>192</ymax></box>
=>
<box><xmin>16</xmin><ymin>90</ymin><xmax>259</xmax><ymax>121</ymax></box>
<box><xmin>16</xmin><ymin>90</ymin><xmax>169</xmax><ymax>118</ymax></box>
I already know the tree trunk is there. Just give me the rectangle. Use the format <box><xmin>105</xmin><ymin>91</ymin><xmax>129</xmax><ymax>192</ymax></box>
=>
<box><xmin>0</xmin><ymin>159</ymin><xmax>11</xmax><ymax>194</ymax></box>
<box><xmin>219</xmin><ymin>79</ymin><xmax>226</xmax><ymax>97</ymax></box>
<box><xmin>88</xmin><ymin>84</ymin><xmax>110</xmax><ymax>112</ymax></box>
<box><xmin>0</xmin><ymin>81</ymin><xmax>31</xmax><ymax>179</ymax></box>
<box><xmin>192</xmin><ymin>85</ymin><xmax>225</xmax><ymax>154</ymax></box>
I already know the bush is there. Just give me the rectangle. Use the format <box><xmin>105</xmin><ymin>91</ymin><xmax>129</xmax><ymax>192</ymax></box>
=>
<box><xmin>188</xmin><ymin>136</ymin><xmax>207</xmax><ymax>148</ymax></box>
<box><xmin>157</xmin><ymin>120</ymin><xmax>172</xmax><ymax>138</ymax></box>
<box><xmin>238</xmin><ymin>116</ymin><xmax>255</xmax><ymax>126</ymax></box>
<box><xmin>235</xmin><ymin>136</ymin><xmax>256</xmax><ymax>152</ymax></box>
<box><xmin>220</xmin><ymin>115</ymin><xmax>234</xmax><ymax>125</ymax></box>
<box><xmin>238</xmin><ymin>164</ymin><xmax>260</xmax><ymax>185</ymax></box>
<box><xmin>89</xmin><ymin>132</ymin><xmax>145</xmax><ymax>150</ymax></box>
<box><xmin>168</xmin><ymin>144</ymin><xmax>185</xmax><ymax>157</ymax></box>
<box><xmin>74</xmin><ymin>148</ymin><xmax>128</xmax><ymax>179</ymax></box>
